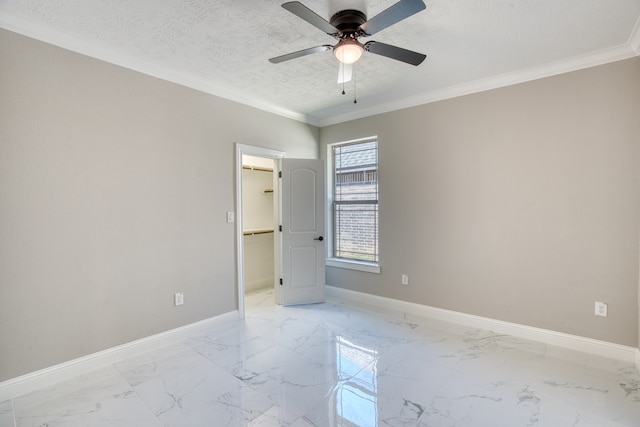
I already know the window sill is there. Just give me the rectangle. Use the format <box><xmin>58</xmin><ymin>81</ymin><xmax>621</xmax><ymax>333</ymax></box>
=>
<box><xmin>326</xmin><ymin>258</ymin><xmax>380</xmax><ymax>274</ymax></box>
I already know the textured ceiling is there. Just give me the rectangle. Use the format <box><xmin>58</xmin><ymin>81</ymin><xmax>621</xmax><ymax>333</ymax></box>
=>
<box><xmin>1</xmin><ymin>0</ymin><xmax>639</xmax><ymax>126</ymax></box>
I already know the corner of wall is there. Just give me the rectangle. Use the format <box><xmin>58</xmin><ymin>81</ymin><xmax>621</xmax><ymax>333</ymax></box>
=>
<box><xmin>629</xmin><ymin>15</ymin><xmax>640</xmax><ymax>56</ymax></box>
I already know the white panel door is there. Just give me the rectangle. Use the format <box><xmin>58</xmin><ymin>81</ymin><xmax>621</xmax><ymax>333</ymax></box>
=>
<box><xmin>280</xmin><ymin>158</ymin><xmax>325</xmax><ymax>305</ymax></box>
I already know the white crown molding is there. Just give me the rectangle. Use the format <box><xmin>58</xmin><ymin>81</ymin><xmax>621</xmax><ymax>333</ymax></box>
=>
<box><xmin>319</xmin><ymin>43</ymin><xmax>640</xmax><ymax>127</ymax></box>
<box><xmin>326</xmin><ymin>286</ymin><xmax>638</xmax><ymax>364</ymax></box>
<box><xmin>0</xmin><ymin>15</ymin><xmax>311</xmax><ymax>125</ymax></box>
<box><xmin>0</xmin><ymin>311</ymin><xmax>239</xmax><ymax>402</ymax></box>
<box><xmin>2</xmin><ymin>13</ymin><xmax>638</xmax><ymax>129</ymax></box>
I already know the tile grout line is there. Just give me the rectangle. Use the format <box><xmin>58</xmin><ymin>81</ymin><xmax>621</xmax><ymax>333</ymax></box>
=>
<box><xmin>11</xmin><ymin>399</ymin><xmax>16</xmax><ymax>427</ymax></box>
<box><xmin>110</xmin><ymin>362</ymin><xmax>163</xmax><ymax>426</ymax></box>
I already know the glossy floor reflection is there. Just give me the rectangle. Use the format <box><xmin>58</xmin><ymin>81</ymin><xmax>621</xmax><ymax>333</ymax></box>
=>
<box><xmin>3</xmin><ymin>288</ymin><xmax>640</xmax><ymax>426</ymax></box>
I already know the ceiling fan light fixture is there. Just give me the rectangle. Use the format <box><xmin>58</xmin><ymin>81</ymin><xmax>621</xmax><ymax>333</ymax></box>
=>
<box><xmin>334</xmin><ymin>39</ymin><xmax>364</xmax><ymax>64</ymax></box>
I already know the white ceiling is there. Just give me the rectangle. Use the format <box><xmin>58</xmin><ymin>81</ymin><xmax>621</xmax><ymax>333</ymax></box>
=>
<box><xmin>1</xmin><ymin>0</ymin><xmax>639</xmax><ymax>126</ymax></box>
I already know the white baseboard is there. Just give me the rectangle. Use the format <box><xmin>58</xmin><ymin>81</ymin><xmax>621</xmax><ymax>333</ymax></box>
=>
<box><xmin>326</xmin><ymin>286</ymin><xmax>638</xmax><ymax>364</ymax></box>
<box><xmin>0</xmin><ymin>311</ymin><xmax>239</xmax><ymax>402</ymax></box>
<box><xmin>3</xmin><ymin>293</ymin><xmax>638</xmax><ymax>402</ymax></box>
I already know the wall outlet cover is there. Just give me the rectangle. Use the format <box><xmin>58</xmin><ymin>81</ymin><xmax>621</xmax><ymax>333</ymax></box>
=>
<box><xmin>594</xmin><ymin>301</ymin><xmax>607</xmax><ymax>317</ymax></box>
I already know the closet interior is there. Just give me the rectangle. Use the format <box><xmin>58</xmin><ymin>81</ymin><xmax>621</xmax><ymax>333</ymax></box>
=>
<box><xmin>242</xmin><ymin>155</ymin><xmax>277</xmax><ymax>296</ymax></box>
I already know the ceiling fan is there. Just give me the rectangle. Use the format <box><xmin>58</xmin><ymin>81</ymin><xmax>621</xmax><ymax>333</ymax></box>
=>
<box><xmin>269</xmin><ymin>0</ymin><xmax>427</xmax><ymax>83</ymax></box>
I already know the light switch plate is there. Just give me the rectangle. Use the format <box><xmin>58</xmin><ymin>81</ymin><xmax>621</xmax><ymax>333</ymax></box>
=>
<box><xmin>175</xmin><ymin>292</ymin><xmax>184</xmax><ymax>306</ymax></box>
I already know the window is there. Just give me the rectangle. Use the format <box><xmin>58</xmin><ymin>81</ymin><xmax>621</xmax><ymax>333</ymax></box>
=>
<box><xmin>329</xmin><ymin>139</ymin><xmax>379</xmax><ymax>271</ymax></box>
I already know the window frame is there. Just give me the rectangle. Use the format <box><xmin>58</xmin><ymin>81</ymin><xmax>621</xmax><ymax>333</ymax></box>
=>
<box><xmin>326</xmin><ymin>137</ymin><xmax>381</xmax><ymax>274</ymax></box>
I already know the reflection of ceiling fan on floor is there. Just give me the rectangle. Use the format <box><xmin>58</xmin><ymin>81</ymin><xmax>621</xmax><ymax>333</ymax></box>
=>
<box><xmin>269</xmin><ymin>0</ymin><xmax>427</xmax><ymax>83</ymax></box>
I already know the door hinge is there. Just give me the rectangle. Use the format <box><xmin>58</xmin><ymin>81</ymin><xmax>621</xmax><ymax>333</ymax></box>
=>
<box><xmin>279</xmin><ymin>225</ymin><xmax>282</xmax><ymax>232</ymax></box>
<box><xmin>279</xmin><ymin>278</ymin><xmax>283</xmax><ymax>286</ymax></box>
<box><xmin>278</xmin><ymin>171</ymin><xmax>282</xmax><ymax>178</ymax></box>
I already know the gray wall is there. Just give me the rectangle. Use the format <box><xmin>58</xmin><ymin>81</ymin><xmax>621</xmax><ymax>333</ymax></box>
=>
<box><xmin>321</xmin><ymin>58</ymin><xmax>640</xmax><ymax>348</ymax></box>
<box><xmin>0</xmin><ymin>29</ymin><xmax>318</xmax><ymax>382</ymax></box>
<box><xmin>1</xmin><ymin>26</ymin><xmax>639</xmax><ymax>383</ymax></box>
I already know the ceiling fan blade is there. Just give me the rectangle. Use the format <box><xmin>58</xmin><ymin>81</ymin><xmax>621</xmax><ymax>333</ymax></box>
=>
<box><xmin>282</xmin><ymin>1</ymin><xmax>338</xmax><ymax>35</ymax></box>
<box><xmin>359</xmin><ymin>0</ymin><xmax>426</xmax><ymax>36</ymax></box>
<box><xmin>337</xmin><ymin>62</ymin><xmax>353</xmax><ymax>84</ymax></box>
<box><xmin>269</xmin><ymin>45</ymin><xmax>333</xmax><ymax>64</ymax></box>
<box><xmin>364</xmin><ymin>41</ymin><xmax>426</xmax><ymax>65</ymax></box>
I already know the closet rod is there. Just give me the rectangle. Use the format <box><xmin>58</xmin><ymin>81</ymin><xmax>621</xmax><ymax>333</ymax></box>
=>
<box><xmin>242</xmin><ymin>165</ymin><xmax>273</xmax><ymax>172</ymax></box>
<box><xmin>243</xmin><ymin>229</ymin><xmax>274</xmax><ymax>236</ymax></box>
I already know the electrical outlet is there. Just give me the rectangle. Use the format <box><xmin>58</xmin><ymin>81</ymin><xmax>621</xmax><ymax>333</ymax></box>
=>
<box><xmin>594</xmin><ymin>301</ymin><xmax>607</xmax><ymax>317</ymax></box>
<box><xmin>175</xmin><ymin>292</ymin><xmax>184</xmax><ymax>306</ymax></box>
<box><xmin>401</xmin><ymin>274</ymin><xmax>409</xmax><ymax>285</ymax></box>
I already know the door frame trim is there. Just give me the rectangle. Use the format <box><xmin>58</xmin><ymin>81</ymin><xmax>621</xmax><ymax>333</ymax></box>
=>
<box><xmin>235</xmin><ymin>144</ymin><xmax>285</xmax><ymax>319</ymax></box>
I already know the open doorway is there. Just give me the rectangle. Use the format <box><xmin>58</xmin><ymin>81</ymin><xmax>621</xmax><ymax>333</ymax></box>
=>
<box><xmin>235</xmin><ymin>144</ymin><xmax>285</xmax><ymax>318</ymax></box>
<box><xmin>236</xmin><ymin>144</ymin><xmax>326</xmax><ymax>317</ymax></box>
<box><xmin>242</xmin><ymin>155</ymin><xmax>276</xmax><ymax>310</ymax></box>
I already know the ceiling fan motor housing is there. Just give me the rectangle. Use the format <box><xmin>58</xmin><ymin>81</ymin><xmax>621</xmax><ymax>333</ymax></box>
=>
<box><xmin>330</xmin><ymin>9</ymin><xmax>367</xmax><ymax>37</ymax></box>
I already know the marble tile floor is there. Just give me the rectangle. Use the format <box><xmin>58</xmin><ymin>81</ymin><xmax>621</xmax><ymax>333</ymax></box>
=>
<box><xmin>2</xmin><ymin>288</ymin><xmax>639</xmax><ymax>426</ymax></box>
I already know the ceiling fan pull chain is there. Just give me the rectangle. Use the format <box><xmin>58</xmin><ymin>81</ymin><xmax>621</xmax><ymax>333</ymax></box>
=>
<box><xmin>353</xmin><ymin>64</ymin><xmax>357</xmax><ymax>104</ymax></box>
